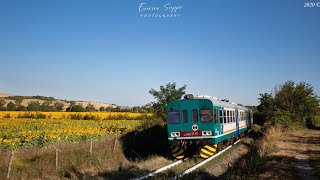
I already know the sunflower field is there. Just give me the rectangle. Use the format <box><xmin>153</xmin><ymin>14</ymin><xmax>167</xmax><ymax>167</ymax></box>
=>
<box><xmin>0</xmin><ymin>111</ymin><xmax>152</xmax><ymax>150</ymax></box>
<box><xmin>0</xmin><ymin>111</ymin><xmax>153</xmax><ymax>120</ymax></box>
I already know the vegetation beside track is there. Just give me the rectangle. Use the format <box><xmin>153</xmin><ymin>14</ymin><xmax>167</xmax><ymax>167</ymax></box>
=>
<box><xmin>219</xmin><ymin>126</ymin><xmax>320</xmax><ymax>179</ymax></box>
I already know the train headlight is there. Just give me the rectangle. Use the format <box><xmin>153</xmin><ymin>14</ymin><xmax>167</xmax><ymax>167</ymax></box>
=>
<box><xmin>171</xmin><ymin>132</ymin><xmax>180</xmax><ymax>137</ymax></box>
<box><xmin>202</xmin><ymin>131</ymin><xmax>212</xmax><ymax>136</ymax></box>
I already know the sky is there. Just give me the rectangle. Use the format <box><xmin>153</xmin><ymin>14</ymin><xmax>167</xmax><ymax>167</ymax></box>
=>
<box><xmin>0</xmin><ymin>0</ymin><xmax>319</xmax><ymax>106</ymax></box>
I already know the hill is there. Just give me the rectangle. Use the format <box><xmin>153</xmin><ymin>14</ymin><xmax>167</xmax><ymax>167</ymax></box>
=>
<box><xmin>0</xmin><ymin>93</ymin><xmax>13</xmax><ymax>98</ymax></box>
<box><xmin>0</xmin><ymin>93</ymin><xmax>117</xmax><ymax>111</ymax></box>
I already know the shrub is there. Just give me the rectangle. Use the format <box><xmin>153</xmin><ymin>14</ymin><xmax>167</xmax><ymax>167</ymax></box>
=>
<box><xmin>306</xmin><ymin>114</ymin><xmax>320</xmax><ymax>128</ymax></box>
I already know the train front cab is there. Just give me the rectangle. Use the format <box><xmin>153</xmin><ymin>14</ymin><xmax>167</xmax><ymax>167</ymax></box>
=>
<box><xmin>167</xmin><ymin>99</ymin><xmax>220</xmax><ymax>159</ymax></box>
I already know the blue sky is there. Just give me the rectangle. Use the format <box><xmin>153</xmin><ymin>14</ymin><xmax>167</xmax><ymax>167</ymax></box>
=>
<box><xmin>0</xmin><ymin>0</ymin><xmax>319</xmax><ymax>106</ymax></box>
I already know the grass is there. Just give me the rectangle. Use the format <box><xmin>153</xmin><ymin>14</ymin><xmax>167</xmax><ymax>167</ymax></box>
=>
<box><xmin>183</xmin><ymin>138</ymin><xmax>253</xmax><ymax>179</ymax></box>
<box><xmin>0</xmin><ymin>118</ymin><xmax>169</xmax><ymax>179</ymax></box>
<box><xmin>219</xmin><ymin>125</ymin><xmax>320</xmax><ymax>179</ymax></box>
<box><xmin>0</xmin><ymin>136</ymin><xmax>129</xmax><ymax>179</ymax></box>
<box><xmin>257</xmin><ymin>125</ymin><xmax>283</xmax><ymax>157</ymax></box>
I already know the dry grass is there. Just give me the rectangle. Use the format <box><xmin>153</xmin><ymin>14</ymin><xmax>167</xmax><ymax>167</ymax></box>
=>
<box><xmin>0</xmin><ymin>136</ymin><xmax>130</xmax><ymax>179</ymax></box>
<box><xmin>256</xmin><ymin>127</ymin><xmax>320</xmax><ymax>179</ymax></box>
<box><xmin>135</xmin><ymin>156</ymin><xmax>172</xmax><ymax>171</ymax></box>
<box><xmin>257</xmin><ymin>125</ymin><xmax>283</xmax><ymax>157</ymax></box>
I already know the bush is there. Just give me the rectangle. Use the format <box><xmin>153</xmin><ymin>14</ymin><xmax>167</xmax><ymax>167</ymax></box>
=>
<box><xmin>306</xmin><ymin>114</ymin><xmax>320</xmax><ymax>128</ymax></box>
<box><xmin>272</xmin><ymin>110</ymin><xmax>293</xmax><ymax>128</ymax></box>
<box><xmin>257</xmin><ymin>81</ymin><xmax>319</xmax><ymax>128</ymax></box>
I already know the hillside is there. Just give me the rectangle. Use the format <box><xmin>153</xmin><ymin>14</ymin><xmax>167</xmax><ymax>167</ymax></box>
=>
<box><xmin>0</xmin><ymin>93</ymin><xmax>13</xmax><ymax>98</ymax></box>
<box><xmin>0</xmin><ymin>93</ymin><xmax>117</xmax><ymax>111</ymax></box>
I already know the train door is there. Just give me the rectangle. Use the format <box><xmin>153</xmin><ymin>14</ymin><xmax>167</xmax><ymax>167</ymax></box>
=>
<box><xmin>179</xmin><ymin>100</ymin><xmax>201</xmax><ymax>134</ymax></box>
<box><xmin>235</xmin><ymin>109</ymin><xmax>239</xmax><ymax>138</ymax></box>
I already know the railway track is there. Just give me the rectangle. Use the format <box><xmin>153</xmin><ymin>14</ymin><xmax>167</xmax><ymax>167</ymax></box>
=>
<box><xmin>134</xmin><ymin>140</ymin><xmax>240</xmax><ymax>180</ymax></box>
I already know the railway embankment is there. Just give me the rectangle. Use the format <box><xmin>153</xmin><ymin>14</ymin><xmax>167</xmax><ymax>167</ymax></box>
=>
<box><xmin>215</xmin><ymin>126</ymin><xmax>320</xmax><ymax>179</ymax></box>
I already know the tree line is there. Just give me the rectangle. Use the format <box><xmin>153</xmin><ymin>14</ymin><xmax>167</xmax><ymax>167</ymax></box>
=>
<box><xmin>0</xmin><ymin>99</ymin><xmax>153</xmax><ymax>113</ymax></box>
<box><xmin>149</xmin><ymin>81</ymin><xmax>320</xmax><ymax>128</ymax></box>
<box><xmin>0</xmin><ymin>100</ymin><xmax>65</xmax><ymax>112</ymax></box>
<box><xmin>255</xmin><ymin>80</ymin><xmax>320</xmax><ymax>128</ymax></box>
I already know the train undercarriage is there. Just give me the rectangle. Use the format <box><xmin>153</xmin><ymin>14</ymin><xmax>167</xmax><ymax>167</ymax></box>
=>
<box><xmin>170</xmin><ymin>132</ymin><xmax>246</xmax><ymax>159</ymax></box>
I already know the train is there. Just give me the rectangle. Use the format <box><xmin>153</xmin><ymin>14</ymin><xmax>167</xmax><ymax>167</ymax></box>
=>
<box><xmin>167</xmin><ymin>94</ymin><xmax>253</xmax><ymax>159</ymax></box>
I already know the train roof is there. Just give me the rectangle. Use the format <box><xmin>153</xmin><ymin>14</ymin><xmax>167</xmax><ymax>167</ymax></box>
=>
<box><xmin>193</xmin><ymin>95</ymin><xmax>249</xmax><ymax>111</ymax></box>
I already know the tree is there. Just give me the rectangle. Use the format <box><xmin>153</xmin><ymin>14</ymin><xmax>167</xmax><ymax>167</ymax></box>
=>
<box><xmin>256</xmin><ymin>93</ymin><xmax>275</xmax><ymax>125</ymax></box>
<box><xmin>0</xmin><ymin>98</ymin><xmax>6</xmax><ymax>110</ymax></box>
<box><xmin>112</xmin><ymin>106</ymin><xmax>121</xmax><ymax>112</ymax></box>
<box><xmin>53</xmin><ymin>102</ymin><xmax>64</xmax><ymax>111</ymax></box>
<box><xmin>99</xmin><ymin>107</ymin><xmax>105</xmax><ymax>112</ymax></box>
<box><xmin>70</xmin><ymin>105</ymin><xmax>85</xmax><ymax>112</ymax></box>
<box><xmin>105</xmin><ymin>106</ymin><xmax>112</xmax><ymax>112</ymax></box>
<box><xmin>27</xmin><ymin>101</ymin><xmax>41</xmax><ymax>111</ymax></box>
<box><xmin>149</xmin><ymin>82</ymin><xmax>186</xmax><ymax>120</ymax></box>
<box><xmin>14</xmin><ymin>99</ymin><xmax>22</xmax><ymax>108</ymax></box>
<box><xmin>66</xmin><ymin>101</ymin><xmax>76</xmax><ymax>112</ymax></box>
<box><xmin>257</xmin><ymin>81</ymin><xmax>320</xmax><ymax>128</ymax></box>
<box><xmin>7</xmin><ymin>102</ymin><xmax>16</xmax><ymax>111</ymax></box>
<box><xmin>86</xmin><ymin>103</ymin><xmax>96</xmax><ymax>112</ymax></box>
<box><xmin>41</xmin><ymin>101</ymin><xmax>52</xmax><ymax>111</ymax></box>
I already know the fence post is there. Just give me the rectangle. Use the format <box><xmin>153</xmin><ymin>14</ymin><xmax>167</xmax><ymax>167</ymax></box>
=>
<box><xmin>90</xmin><ymin>139</ymin><xmax>93</xmax><ymax>155</ymax></box>
<box><xmin>113</xmin><ymin>136</ymin><xmax>118</xmax><ymax>152</ymax></box>
<box><xmin>54</xmin><ymin>147</ymin><xmax>62</xmax><ymax>170</ymax></box>
<box><xmin>6</xmin><ymin>151</ymin><xmax>14</xmax><ymax>180</ymax></box>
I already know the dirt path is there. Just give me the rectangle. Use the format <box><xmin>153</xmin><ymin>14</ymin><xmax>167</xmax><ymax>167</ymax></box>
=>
<box><xmin>259</xmin><ymin>129</ymin><xmax>320</xmax><ymax>179</ymax></box>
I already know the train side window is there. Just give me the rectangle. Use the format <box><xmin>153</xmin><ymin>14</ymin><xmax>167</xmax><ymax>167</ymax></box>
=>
<box><xmin>223</xmin><ymin>110</ymin><xmax>227</xmax><ymax>124</ymax></box>
<box><xmin>233</xmin><ymin>111</ymin><xmax>235</xmax><ymax>122</ymax></box>
<box><xmin>227</xmin><ymin>110</ymin><xmax>230</xmax><ymax>123</ymax></box>
<box><xmin>192</xmin><ymin>109</ymin><xmax>198</xmax><ymax>122</ymax></box>
<box><xmin>214</xmin><ymin>109</ymin><xmax>218</xmax><ymax>124</ymax></box>
<box><xmin>182</xmin><ymin>110</ymin><xmax>188</xmax><ymax>123</ymax></box>
<box><xmin>219</xmin><ymin>110</ymin><xmax>223</xmax><ymax>124</ymax></box>
<box><xmin>168</xmin><ymin>111</ymin><xmax>180</xmax><ymax>124</ymax></box>
<box><xmin>231</xmin><ymin>110</ymin><xmax>233</xmax><ymax>122</ymax></box>
<box><xmin>200</xmin><ymin>109</ymin><xmax>213</xmax><ymax>123</ymax></box>
<box><xmin>241</xmin><ymin>112</ymin><xmax>243</xmax><ymax>121</ymax></box>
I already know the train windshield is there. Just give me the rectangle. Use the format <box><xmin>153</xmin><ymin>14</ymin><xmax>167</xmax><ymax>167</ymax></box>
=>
<box><xmin>200</xmin><ymin>109</ymin><xmax>213</xmax><ymax>123</ymax></box>
<box><xmin>168</xmin><ymin>111</ymin><xmax>180</xmax><ymax>124</ymax></box>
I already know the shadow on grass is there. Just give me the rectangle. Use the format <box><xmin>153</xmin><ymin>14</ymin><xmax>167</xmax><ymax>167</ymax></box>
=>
<box><xmin>216</xmin><ymin>134</ymin><xmax>320</xmax><ymax>179</ymax></box>
<box><xmin>120</xmin><ymin>121</ymin><xmax>171</xmax><ymax>161</ymax></box>
<box><xmin>281</xmin><ymin>135</ymin><xmax>320</xmax><ymax>145</ymax></box>
<box><xmin>183</xmin><ymin>129</ymin><xmax>320</xmax><ymax>180</ymax></box>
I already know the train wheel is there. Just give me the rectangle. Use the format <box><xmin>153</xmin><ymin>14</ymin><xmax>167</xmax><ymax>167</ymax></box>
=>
<box><xmin>199</xmin><ymin>144</ymin><xmax>217</xmax><ymax>159</ymax></box>
<box><xmin>171</xmin><ymin>146</ymin><xmax>185</xmax><ymax>159</ymax></box>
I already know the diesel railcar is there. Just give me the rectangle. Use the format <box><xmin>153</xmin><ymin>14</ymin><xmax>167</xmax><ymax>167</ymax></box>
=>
<box><xmin>167</xmin><ymin>94</ymin><xmax>253</xmax><ymax>159</ymax></box>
